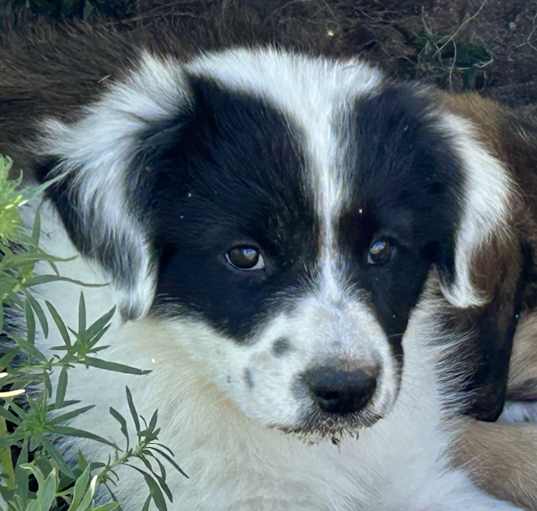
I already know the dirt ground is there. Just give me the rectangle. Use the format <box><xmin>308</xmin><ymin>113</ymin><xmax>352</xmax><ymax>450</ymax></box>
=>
<box><xmin>2</xmin><ymin>0</ymin><xmax>537</xmax><ymax>113</ymax></box>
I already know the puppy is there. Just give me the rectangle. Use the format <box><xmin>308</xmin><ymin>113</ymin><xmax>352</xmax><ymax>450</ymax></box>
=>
<box><xmin>1</xmin><ymin>23</ymin><xmax>536</xmax><ymax>510</ymax></box>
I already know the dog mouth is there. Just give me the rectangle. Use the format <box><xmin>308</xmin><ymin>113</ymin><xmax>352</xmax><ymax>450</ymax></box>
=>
<box><xmin>272</xmin><ymin>408</ymin><xmax>385</xmax><ymax>444</ymax></box>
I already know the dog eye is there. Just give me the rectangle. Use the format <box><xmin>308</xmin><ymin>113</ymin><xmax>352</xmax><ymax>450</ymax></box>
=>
<box><xmin>367</xmin><ymin>239</ymin><xmax>394</xmax><ymax>265</ymax></box>
<box><xmin>226</xmin><ymin>246</ymin><xmax>265</xmax><ymax>270</ymax></box>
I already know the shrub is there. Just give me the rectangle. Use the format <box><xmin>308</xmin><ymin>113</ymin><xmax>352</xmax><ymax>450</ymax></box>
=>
<box><xmin>0</xmin><ymin>155</ymin><xmax>185</xmax><ymax>510</ymax></box>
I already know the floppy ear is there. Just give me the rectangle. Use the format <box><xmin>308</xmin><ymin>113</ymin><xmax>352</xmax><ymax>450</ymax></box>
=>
<box><xmin>452</xmin><ymin>235</ymin><xmax>527</xmax><ymax>421</ymax></box>
<box><xmin>438</xmin><ymin>94</ymin><xmax>535</xmax><ymax>421</ymax></box>
<box><xmin>34</xmin><ymin>53</ymin><xmax>191</xmax><ymax>320</ymax></box>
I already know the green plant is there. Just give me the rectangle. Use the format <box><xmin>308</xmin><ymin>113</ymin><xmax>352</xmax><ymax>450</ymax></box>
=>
<box><xmin>411</xmin><ymin>2</ymin><xmax>494</xmax><ymax>91</ymax></box>
<box><xmin>413</xmin><ymin>29</ymin><xmax>493</xmax><ymax>90</ymax></box>
<box><xmin>0</xmin><ymin>155</ymin><xmax>186</xmax><ymax>510</ymax></box>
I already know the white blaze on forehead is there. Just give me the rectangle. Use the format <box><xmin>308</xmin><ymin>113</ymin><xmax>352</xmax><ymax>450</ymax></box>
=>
<box><xmin>189</xmin><ymin>48</ymin><xmax>384</xmax><ymax>297</ymax></box>
<box><xmin>190</xmin><ymin>50</ymin><xmax>396</xmax><ymax>421</ymax></box>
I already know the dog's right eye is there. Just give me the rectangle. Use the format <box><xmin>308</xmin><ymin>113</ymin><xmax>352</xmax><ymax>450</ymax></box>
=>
<box><xmin>226</xmin><ymin>246</ymin><xmax>265</xmax><ymax>271</ymax></box>
<box><xmin>367</xmin><ymin>239</ymin><xmax>394</xmax><ymax>266</ymax></box>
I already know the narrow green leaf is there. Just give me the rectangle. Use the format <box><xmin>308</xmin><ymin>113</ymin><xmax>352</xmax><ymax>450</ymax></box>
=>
<box><xmin>0</xmin><ymin>406</ymin><xmax>21</xmax><ymax>425</ymax></box>
<box><xmin>78</xmin><ymin>292</ymin><xmax>86</xmax><ymax>334</ymax></box>
<box><xmin>6</xmin><ymin>400</ymin><xmax>26</xmax><ymax>418</ymax></box>
<box><xmin>26</xmin><ymin>274</ymin><xmax>106</xmax><ymax>288</ymax></box>
<box><xmin>104</xmin><ymin>468</ymin><xmax>120</xmax><ymax>485</ymax></box>
<box><xmin>86</xmin><ymin>326</ymin><xmax>111</xmax><ymax>350</ymax></box>
<box><xmin>0</xmin><ymin>432</ymin><xmax>25</xmax><ymax>448</ymax></box>
<box><xmin>35</xmin><ymin>467</ymin><xmax>58</xmax><ymax>511</ymax></box>
<box><xmin>0</xmin><ymin>350</ymin><xmax>17</xmax><ymax>370</ymax></box>
<box><xmin>19</xmin><ymin>463</ymin><xmax>46</xmax><ymax>492</ymax></box>
<box><xmin>55</xmin><ymin>367</ymin><xmax>68</xmax><ymax>407</ymax></box>
<box><xmin>85</xmin><ymin>307</ymin><xmax>116</xmax><ymax>341</ymax></box>
<box><xmin>46</xmin><ymin>399</ymin><xmax>81</xmax><ymax>412</ymax></box>
<box><xmin>125</xmin><ymin>466</ymin><xmax>167</xmax><ymax>511</ymax></box>
<box><xmin>45</xmin><ymin>258</ymin><xmax>60</xmax><ymax>276</ymax></box>
<box><xmin>84</xmin><ymin>357</ymin><xmax>150</xmax><ymax>376</ymax></box>
<box><xmin>45</xmin><ymin>301</ymin><xmax>72</xmax><ymax>347</ymax></box>
<box><xmin>43</xmin><ymin>370</ymin><xmax>52</xmax><ymax>399</ymax></box>
<box><xmin>89</xmin><ymin>346</ymin><xmax>111</xmax><ymax>354</ymax></box>
<box><xmin>125</xmin><ymin>387</ymin><xmax>140</xmax><ymax>435</ymax></box>
<box><xmin>75</xmin><ymin>450</ymin><xmax>89</xmax><ymax>471</ymax></box>
<box><xmin>141</xmin><ymin>495</ymin><xmax>152</xmax><ymax>511</ymax></box>
<box><xmin>49</xmin><ymin>405</ymin><xmax>95</xmax><ymax>425</ymax></box>
<box><xmin>68</xmin><ymin>464</ymin><xmax>91</xmax><ymax>510</ymax></box>
<box><xmin>52</xmin><ymin>426</ymin><xmax>118</xmax><ymax>450</ymax></box>
<box><xmin>24</xmin><ymin>300</ymin><xmax>36</xmax><ymax>345</ymax></box>
<box><xmin>141</xmin><ymin>454</ymin><xmax>171</xmax><ymax>501</ymax></box>
<box><xmin>149</xmin><ymin>454</ymin><xmax>168</xmax><ymax>484</ymax></box>
<box><xmin>40</xmin><ymin>436</ymin><xmax>75</xmax><ymax>479</ymax></box>
<box><xmin>24</xmin><ymin>291</ymin><xmax>48</xmax><ymax>338</ymax></box>
<box><xmin>25</xmin><ymin>274</ymin><xmax>64</xmax><ymax>287</ymax></box>
<box><xmin>148</xmin><ymin>447</ymin><xmax>188</xmax><ymax>479</ymax></box>
<box><xmin>72</xmin><ymin>476</ymin><xmax>96</xmax><ymax>511</ymax></box>
<box><xmin>148</xmin><ymin>410</ymin><xmax>158</xmax><ymax>433</ymax></box>
<box><xmin>14</xmin><ymin>437</ymin><xmax>29</xmax><ymax>500</ymax></box>
<box><xmin>103</xmin><ymin>483</ymin><xmax>120</xmax><ymax>504</ymax></box>
<box><xmin>109</xmin><ymin>407</ymin><xmax>129</xmax><ymax>450</ymax></box>
<box><xmin>31</xmin><ymin>208</ymin><xmax>41</xmax><ymax>246</ymax></box>
<box><xmin>49</xmin><ymin>345</ymin><xmax>70</xmax><ymax>352</ymax></box>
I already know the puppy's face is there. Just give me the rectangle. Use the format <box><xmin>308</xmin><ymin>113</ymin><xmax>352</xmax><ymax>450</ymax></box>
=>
<box><xmin>144</xmin><ymin>60</ymin><xmax>463</xmax><ymax>436</ymax></box>
<box><xmin>40</xmin><ymin>50</ymin><xmax>512</xmax><ymax>437</ymax></box>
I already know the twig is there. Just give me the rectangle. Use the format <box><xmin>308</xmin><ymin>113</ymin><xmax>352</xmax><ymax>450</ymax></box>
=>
<box><xmin>434</xmin><ymin>0</ymin><xmax>489</xmax><ymax>57</ymax></box>
<box><xmin>448</xmin><ymin>40</ymin><xmax>457</xmax><ymax>89</ymax></box>
<box><xmin>525</xmin><ymin>11</ymin><xmax>537</xmax><ymax>52</ymax></box>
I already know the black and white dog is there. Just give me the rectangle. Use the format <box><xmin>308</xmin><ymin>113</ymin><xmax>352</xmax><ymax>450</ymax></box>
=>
<box><xmin>2</xmin><ymin>22</ymin><xmax>537</xmax><ymax>511</ymax></box>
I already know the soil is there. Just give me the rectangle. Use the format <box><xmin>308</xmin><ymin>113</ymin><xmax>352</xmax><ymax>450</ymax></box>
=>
<box><xmin>1</xmin><ymin>0</ymin><xmax>537</xmax><ymax>112</ymax></box>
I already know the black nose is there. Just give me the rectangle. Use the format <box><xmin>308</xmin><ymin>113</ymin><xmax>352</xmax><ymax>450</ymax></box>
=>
<box><xmin>303</xmin><ymin>366</ymin><xmax>377</xmax><ymax>415</ymax></box>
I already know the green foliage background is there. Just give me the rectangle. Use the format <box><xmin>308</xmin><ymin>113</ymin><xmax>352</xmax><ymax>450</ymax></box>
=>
<box><xmin>0</xmin><ymin>156</ymin><xmax>185</xmax><ymax>510</ymax></box>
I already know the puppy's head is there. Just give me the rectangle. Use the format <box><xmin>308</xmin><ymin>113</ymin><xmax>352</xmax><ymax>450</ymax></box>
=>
<box><xmin>36</xmin><ymin>48</ymin><xmax>512</xmax><ymax>437</ymax></box>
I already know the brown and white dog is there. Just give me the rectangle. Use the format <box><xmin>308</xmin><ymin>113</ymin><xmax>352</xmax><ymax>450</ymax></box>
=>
<box><xmin>1</xmin><ymin>21</ymin><xmax>537</xmax><ymax>510</ymax></box>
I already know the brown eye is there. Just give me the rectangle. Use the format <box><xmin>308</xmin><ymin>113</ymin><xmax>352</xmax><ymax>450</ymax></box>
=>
<box><xmin>367</xmin><ymin>239</ymin><xmax>393</xmax><ymax>265</ymax></box>
<box><xmin>226</xmin><ymin>246</ymin><xmax>265</xmax><ymax>270</ymax></box>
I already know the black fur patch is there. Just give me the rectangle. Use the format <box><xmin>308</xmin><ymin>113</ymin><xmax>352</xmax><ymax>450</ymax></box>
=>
<box><xmin>145</xmin><ymin>76</ymin><xmax>319</xmax><ymax>341</ymax></box>
<box><xmin>137</xmin><ymin>79</ymin><xmax>465</xmax><ymax>353</ymax></box>
<box><xmin>272</xmin><ymin>337</ymin><xmax>292</xmax><ymax>357</ymax></box>
<box><xmin>335</xmin><ymin>84</ymin><xmax>464</xmax><ymax>357</ymax></box>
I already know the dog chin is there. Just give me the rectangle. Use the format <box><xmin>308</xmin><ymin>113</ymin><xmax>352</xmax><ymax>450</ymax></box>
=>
<box><xmin>271</xmin><ymin>408</ymin><xmax>385</xmax><ymax>445</ymax></box>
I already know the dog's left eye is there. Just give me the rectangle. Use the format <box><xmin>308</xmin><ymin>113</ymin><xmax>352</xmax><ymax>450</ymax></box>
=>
<box><xmin>367</xmin><ymin>239</ymin><xmax>394</xmax><ymax>265</ymax></box>
<box><xmin>226</xmin><ymin>246</ymin><xmax>265</xmax><ymax>271</ymax></box>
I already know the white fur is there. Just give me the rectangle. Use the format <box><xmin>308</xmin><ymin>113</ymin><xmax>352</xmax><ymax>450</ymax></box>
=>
<box><xmin>436</xmin><ymin>112</ymin><xmax>514</xmax><ymax>308</ymax></box>
<box><xmin>501</xmin><ymin>401</ymin><xmax>537</xmax><ymax>423</ymax></box>
<box><xmin>25</xmin><ymin>202</ymin><xmax>520</xmax><ymax>511</ymax></box>
<box><xmin>35</xmin><ymin>53</ymin><xmax>191</xmax><ymax>317</ymax></box>
<box><xmin>190</xmin><ymin>51</ymin><xmax>391</xmax><ymax>427</ymax></box>
<box><xmin>27</xmin><ymin>48</ymin><xmax>522</xmax><ymax>510</ymax></box>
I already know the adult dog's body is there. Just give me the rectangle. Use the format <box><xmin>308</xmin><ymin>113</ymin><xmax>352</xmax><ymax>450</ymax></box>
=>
<box><xmin>1</xmin><ymin>21</ymin><xmax>537</xmax><ymax>510</ymax></box>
